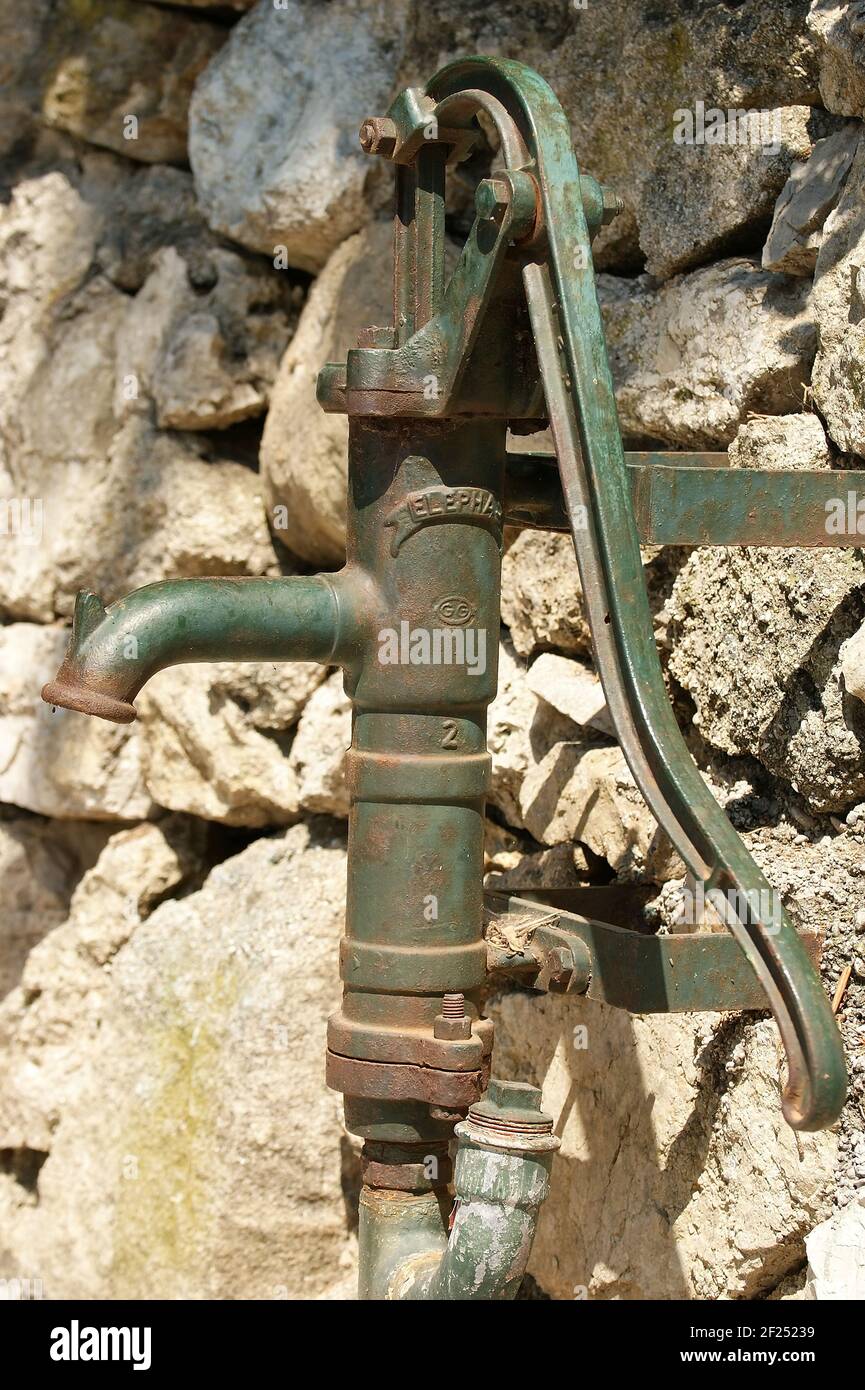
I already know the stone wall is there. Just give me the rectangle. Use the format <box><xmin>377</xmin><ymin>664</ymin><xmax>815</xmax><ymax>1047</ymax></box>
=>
<box><xmin>1</xmin><ymin>0</ymin><xmax>863</xmax><ymax>1300</ymax></box>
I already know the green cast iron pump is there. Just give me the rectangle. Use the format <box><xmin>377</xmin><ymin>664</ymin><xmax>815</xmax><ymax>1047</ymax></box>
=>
<box><xmin>43</xmin><ymin>58</ymin><xmax>851</xmax><ymax>1300</ymax></box>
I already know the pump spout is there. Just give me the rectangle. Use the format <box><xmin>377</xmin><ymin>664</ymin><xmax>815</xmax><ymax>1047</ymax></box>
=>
<box><xmin>41</xmin><ymin>575</ymin><xmax>342</xmax><ymax>724</ymax></box>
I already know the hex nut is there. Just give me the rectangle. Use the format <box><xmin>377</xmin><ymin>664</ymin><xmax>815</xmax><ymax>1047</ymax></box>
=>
<box><xmin>358</xmin><ymin>116</ymin><xmax>397</xmax><ymax>158</ymax></box>
<box><xmin>433</xmin><ymin>1014</ymin><xmax>473</xmax><ymax>1041</ymax></box>
<box><xmin>544</xmin><ymin>945</ymin><xmax>575</xmax><ymax>993</ymax></box>
<box><xmin>475</xmin><ymin>176</ymin><xmax>511</xmax><ymax>223</ymax></box>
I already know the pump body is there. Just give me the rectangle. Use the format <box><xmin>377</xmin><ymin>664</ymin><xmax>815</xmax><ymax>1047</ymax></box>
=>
<box><xmin>42</xmin><ymin>56</ymin><xmax>852</xmax><ymax>1300</ymax></box>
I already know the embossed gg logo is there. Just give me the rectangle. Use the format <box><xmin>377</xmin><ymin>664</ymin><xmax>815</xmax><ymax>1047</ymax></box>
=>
<box><xmin>434</xmin><ymin>595</ymin><xmax>475</xmax><ymax>626</ymax></box>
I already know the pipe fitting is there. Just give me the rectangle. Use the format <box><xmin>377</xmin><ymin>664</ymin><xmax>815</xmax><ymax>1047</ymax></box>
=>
<box><xmin>360</xmin><ymin>1080</ymin><xmax>559</xmax><ymax>1300</ymax></box>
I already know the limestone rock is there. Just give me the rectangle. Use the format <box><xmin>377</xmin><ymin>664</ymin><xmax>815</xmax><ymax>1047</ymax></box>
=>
<box><xmin>805</xmin><ymin>1197</ymin><xmax>865</xmax><ymax>1297</ymax></box>
<box><xmin>548</xmin><ymin>1</ymin><xmax>822</xmax><ymax>279</ymax></box>
<box><xmin>138</xmin><ymin>660</ymin><xmax>327</xmax><ymax>826</ymax></box>
<box><xmin>0</xmin><ymin>819</ymin><xmax>80</xmax><ymax>999</ymax></box>
<box><xmin>487</xmin><ymin>642</ymin><xmax>541</xmax><ymax>829</ymax></box>
<box><xmin>519</xmin><ymin>740</ymin><xmax>680</xmax><ymax>882</ymax></box>
<box><xmin>841</xmin><ymin>622</ymin><xmax>865</xmax><ymax>702</ymax></box>
<box><xmin>91</xmin><ymin>161</ymin><xmax>216</xmax><ymax>294</ymax></box>
<box><xmin>488</xmin><ymin>642</ymin><xmax>614</xmax><ymax>834</ymax></box>
<box><xmin>488</xmin><ymin>641</ymin><xmax>582</xmax><ymax>831</ymax></box>
<box><xmin>807</xmin><ymin>0</ymin><xmax>865</xmax><ymax>118</ymax></box>
<box><xmin>490</xmin><ymin>999</ymin><xmax>836</xmax><ymax>1299</ymax></box>
<box><xmin>599</xmin><ymin>258</ymin><xmax>817</xmax><ymax>448</ymax></box>
<box><xmin>745</xmin><ymin>818</ymin><xmax>865</xmax><ymax>947</ymax></box>
<box><xmin>640</xmin><ymin>106</ymin><xmax>827</xmax><ymax>281</ymax></box>
<box><xmin>289</xmin><ymin>672</ymin><xmax>351</xmax><ymax>818</ymax></box>
<box><xmin>485</xmin><ymin>841</ymin><xmax>592</xmax><ymax>893</ymax></box>
<box><xmin>1</xmin><ymin>417</ymin><xmax>278</xmax><ymax>623</ymax></box>
<box><xmin>260</xmin><ymin>221</ymin><xmax>393</xmax><ymax>565</ymax></box>
<box><xmin>501</xmin><ymin>532</ymin><xmax>590</xmax><ymax>660</ymax></box>
<box><xmin>0</xmin><ymin>823</ymin><xmax>352</xmax><ymax>1299</ymax></box>
<box><xmin>403</xmin><ymin>0</ymin><xmax>822</xmax><ymax>277</ymax></box>
<box><xmin>189</xmin><ymin>0</ymin><xmax>407</xmax><ymax>269</ymax></box>
<box><xmin>502</xmin><ymin>530</ymin><xmax>686</xmax><ymax>661</ymax></box>
<box><xmin>527</xmin><ymin>652</ymin><xmax>613</xmax><ymax>736</ymax></box>
<box><xmin>0</xmin><ymin>0</ymin><xmax>54</xmax><ymax>160</ymax></box>
<box><xmin>204</xmin><ymin>660</ymin><xmax>330</xmax><ymax>733</ymax></box>
<box><xmin>115</xmin><ymin>246</ymin><xmax>301</xmax><ymax>431</ymax></box>
<box><xmin>728</xmin><ymin>414</ymin><xmax>834</xmax><ymax>470</ymax></box>
<box><xmin>811</xmin><ymin>131</ymin><xmax>865</xmax><ymax>357</ymax></box>
<box><xmin>763</xmin><ymin>123</ymin><xmax>859</xmax><ymax>275</ymax></box>
<box><xmin>61</xmin><ymin>819</ymin><xmax>203</xmax><ymax>970</ymax></box>
<box><xmin>667</xmin><ymin>547</ymin><xmax>865</xmax><ymax>811</ymax></box>
<box><xmin>0</xmin><ymin>624</ymin><xmax>153</xmax><ymax>821</ymax></box>
<box><xmin>0</xmin><ymin>173</ymin><xmax>100</xmax><ymax>424</ymax></box>
<box><xmin>817</xmin><ymin>322</ymin><xmax>865</xmax><ymax>457</ymax></box>
<box><xmin>0</xmin><ymin>172</ymin><xmax>280</xmax><ymax>620</ymax></box>
<box><xmin>811</xmin><ymin>130</ymin><xmax>865</xmax><ymax>456</ymax></box>
<box><xmin>0</xmin><ymin>820</ymin><xmax>198</xmax><ymax>1158</ymax></box>
<box><xmin>39</xmin><ymin>0</ymin><xmax>226</xmax><ymax>164</ymax></box>
<box><xmin>649</xmin><ymin>811</ymin><xmax>865</xmax><ymax>945</ymax></box>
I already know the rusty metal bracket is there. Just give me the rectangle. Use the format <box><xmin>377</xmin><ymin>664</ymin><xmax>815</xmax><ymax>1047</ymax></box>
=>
<box><xmin>505</xmin><ymin>451</ymin><xmax>865</xmax><ymax>547</ymax></box>
<box><xmin>485</xmin><ymin>893</ymin><xmax>823</xmax><ymax>1015</ymax></box>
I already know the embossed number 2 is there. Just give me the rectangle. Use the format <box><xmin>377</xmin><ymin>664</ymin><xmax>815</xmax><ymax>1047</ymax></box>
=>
<box><xmin>441</xmin><ymin>720</ymin><xmax>459</xmax><ymax>748</ymax></box>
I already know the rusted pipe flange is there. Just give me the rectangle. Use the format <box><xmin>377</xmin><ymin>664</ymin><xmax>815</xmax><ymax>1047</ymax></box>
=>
<box><xmin>361</xmin><ymin>1141</ymin><xmax>452</xmax><ymax>1192</ymax></box>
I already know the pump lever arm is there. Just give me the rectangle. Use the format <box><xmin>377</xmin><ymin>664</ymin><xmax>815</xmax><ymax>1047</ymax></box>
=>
<box><xmin>426</xmin><ymin>57</ymin><xmax>846</xmax><ymax>1130</ymax></box>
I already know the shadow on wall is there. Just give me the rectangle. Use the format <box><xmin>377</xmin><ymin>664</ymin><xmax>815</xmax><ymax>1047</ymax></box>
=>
<box><xmin>488</xmin><ymin>986</ymin><xmax>834</xmax><ymax>1300</ymax></box>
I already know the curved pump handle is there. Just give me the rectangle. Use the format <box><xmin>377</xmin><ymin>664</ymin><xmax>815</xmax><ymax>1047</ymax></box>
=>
<box><xmin>424</xmin><ymin>57</ymin><xmax>846</xmax><ymax>1131</ymax></box>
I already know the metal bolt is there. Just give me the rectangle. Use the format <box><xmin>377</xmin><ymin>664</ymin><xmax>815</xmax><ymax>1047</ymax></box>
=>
<box><xmin>600</xmin><ymin>187</ymin><xmax>625</xmax><ymax>226</ymax></box>
<box><xmin>475</xmin><ymin>176</ymin><xmax>511</xmax><ymax>224</ymax></box>
<box><xmin>358</xmin><ymin>116</ymin><xmax>397</xmax><ymax>158</ymax></box>
<box><xmin>434</xmin><ymin>992</ymin><xmax>472</xmax><ymax>1040</ymax></box>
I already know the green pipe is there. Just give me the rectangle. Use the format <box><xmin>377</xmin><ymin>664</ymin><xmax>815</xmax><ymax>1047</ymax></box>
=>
<box><xmin>357</xmin><ymin>1189</ymin><xmax>449</xmax><ymax>1301</ymax></box>
<box><xmin>421</xmin><ymin>1141</ymin><xmax>558</xmax><ymax>1300</ymax></box>
<box><xmin>360</xmin><ymin>1082</ymin><xmax>559</xmax><ymax>1301</ymax></box>
<box><xmin>41</xmin><ymin>575</ymin><xmax>342</xmax><ymax>724</ymax></box>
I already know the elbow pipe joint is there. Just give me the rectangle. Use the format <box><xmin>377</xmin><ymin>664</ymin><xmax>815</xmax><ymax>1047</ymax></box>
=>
<box><xmin>361</xmin><ymin>1081</ymin><xmax>559</xmax><ymax>1301</ymax></box>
